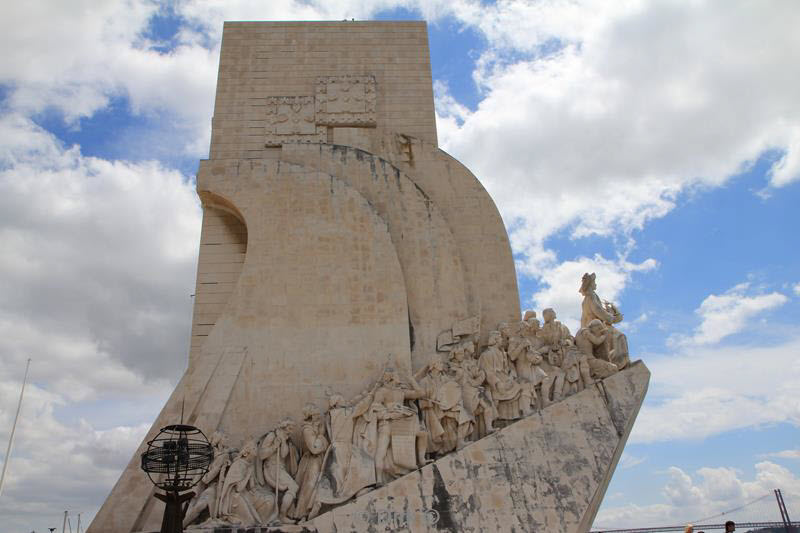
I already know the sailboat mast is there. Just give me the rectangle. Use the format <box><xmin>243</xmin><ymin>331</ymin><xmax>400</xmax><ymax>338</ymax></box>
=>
<box><xmin>0</xmin><ymin>358</ymin><xmax>31</xmax><ymax>498</ymax></box>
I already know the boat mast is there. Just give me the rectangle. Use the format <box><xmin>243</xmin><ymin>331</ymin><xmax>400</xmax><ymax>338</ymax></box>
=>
<box><xmin>0</xmin><ymin>358</ymin><xmax>31</xmax><ymax>498</ymax></box>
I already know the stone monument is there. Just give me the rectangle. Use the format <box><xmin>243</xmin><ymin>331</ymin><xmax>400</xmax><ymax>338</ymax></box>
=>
<box><xmin>89</xmin><ymin>21</ymin><xmax>648</xmax><ymax>533</ymax></box>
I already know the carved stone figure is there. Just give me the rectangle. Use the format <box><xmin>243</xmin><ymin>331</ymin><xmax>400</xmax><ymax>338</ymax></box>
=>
<box><xmin>417</xmin><ymin>360</ymin><xmax>473</xmax><ymax>455</ymax></box>
<box><xmin>603</xmin><ymin>301</ymin><xmax>630</xmax><ymax>369</ymax></box>
<box><xmin>538</xmin><ymin>308</ymin><xmax>576</xmax><ymax>405</ymax></box>
<box><xmin>506</xmin><ymin>321</ymin><xmax>545</xmax><ymax>412</ymax></box>
<box><xmin>498</xmin><ymin>322</ymin><xmax>515</xmax><ymax>353</ymax></box>
<box><xmin>450</xmin><ymin>343</ymin><xmax>496</xmax><ymax>439</ymax></box>
<box><xmin>479</xmin><ymin>331</ymin><xmax>529</xmax><ymax>421</ymax></box>
<box><xmin>256</xmin><ymin>418</ymin><xmax>300</xmax><ymax>524</ymax></box>
<box><xmin>579</xmin><ymin>272</ymin><xmax>631</xmax><ymax>368</ymax></box>
<box><xmin>461</xmin><ymin>339</ymin><xmax>477</xmax><ymax>360</ymax></box>
<box><xmin>315</xmin><ymin>391</ymin><xmax>376</xmax><ymax>507</ymax></box>
<box><xmin>560</xmin><ymin>339</ymin><xmax>593</xmax><ymax>396</ymax></box>
<box><xmin>370</xmin><ymin>368</ymin><xmax>428</xmax><ymax>485</ymax></box>
<box><xmin>522</xmin><ymin>310</ymin><xmax>539</xmax><ymax>330</ymax></box>
<box><xmin>579</xmin><ymin>273</ymin><xmax>621</xmax><ymax>328</ymax></box>
<box><xmin>217</xmin><ymin>439</ymin><xmax>265</xmax><ymax>525</ymax></box>
<box><xmin>539</xmin><ymin>308</ymin><xmax>571</xmax><ymax>348</ymax></box>
<box><xmin>291</xmin><ymin>404</ymin><xmax>329</xmax><ymax>521</ymax></box>
<box><xmin>183</xmin><ymin>431</ymin><xmax>233</xmax><ymax>527</ymax></box>
<box><xmin>575</xmin><ymin>319</ymin><xmax>619</xmax><ymax>379</ymax></box>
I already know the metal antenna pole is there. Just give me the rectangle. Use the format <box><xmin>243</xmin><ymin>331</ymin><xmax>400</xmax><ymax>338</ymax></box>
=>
<box><xmin>62</xmin><ymin>511</ymin><xmax>67</xmax><ymax>533</ymax></box>
<box><xmin>76</xmin><ymin>513</ymin><xmax>81</xmax><ymax>533</ymax></box>
<box><xmin>0</xmin><ymin>358</ymin><xmax>31</xmax><ymax>498</ymax></box>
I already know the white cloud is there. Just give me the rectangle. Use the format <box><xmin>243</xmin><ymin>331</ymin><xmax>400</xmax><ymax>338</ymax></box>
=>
<box><xmin>0</xmin><ymin>0</ymin><xmax>218</xmax><ymax>156</ymax></box>
<box><xmin>0</xmin><ymin>378</ymin><xmax>154</xmax><ymax>532</ymax></box>
<box><xmin>595</xmin><ymin>461</ymin><xmax>800</xmax><ymax>528</ymax></box>
<box><xmin>432</xmin><ymin>0</ymin><xmax>800</xmax><ymax>306</ymax></box>
<box><xmin>619</xmin><ymin>452</ymin><xmax>646</xmax><ymax>470</ymax></box>
<box><xmin>0</xmin><ymin>113</ymin><xmax>201</xmax><ymax>396</ymax></box>
<box><xmin>527</xmin><ymin>253</ymin><xmax>657</xmax><ymax>333</ymax></box>
<box><xmin>761</xmin><ymin>450</ymin><xmax>800</xmax><ymax>461</ymax></box>
<box><xmin>0</xmin><ymin>112</ymin><xmax>195</xmax><ymax>530</ymax></box>
<box><xmin>793</xmin><ymin>283</ymin><xmax>800</xmax><ymax>297</ymax></box>
<box><xmin>631</xmin><ymin>335</ymin><xmax>800</xmax><ymax>443</ymax></box>
<box><xmin>672</xmin><ymin>282</ymin><xmax>788</xmax><ymax>346</ymax></box>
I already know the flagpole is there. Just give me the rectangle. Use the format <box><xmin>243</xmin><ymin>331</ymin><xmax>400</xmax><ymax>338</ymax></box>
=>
<box><xmin>0</xmin><ymin>358</ymin><xmax>31</xmax><ymax>498</ymax></box>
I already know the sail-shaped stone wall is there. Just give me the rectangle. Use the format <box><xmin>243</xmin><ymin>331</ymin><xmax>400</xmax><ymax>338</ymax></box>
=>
<box><xmin>89</xmin><ymin>21</ymin><xmax>523</xmax><ymax>533</ymax></box>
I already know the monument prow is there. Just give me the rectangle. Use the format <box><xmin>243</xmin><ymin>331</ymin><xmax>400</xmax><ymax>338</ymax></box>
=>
<box><xmin>166</xmin><ymin>362</ymin><xmax>648</xmax><ymax>533</ymax></box>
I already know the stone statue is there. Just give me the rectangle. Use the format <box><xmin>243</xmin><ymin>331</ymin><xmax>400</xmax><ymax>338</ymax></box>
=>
<box><xmin>370</xmin><ymin>367</ymin><xmax>428</xmax><ymax>485</ymax></box>
<box><xmin>560</xmin><ymin>338</ymin><xmax>593</xmax><ymax>396</ymax></box>
<box><xmin>256</xmin><ymin>418</ymin><xmax>300</xmax><ymax>524</ymax></box>
<box><xmin>478</xmin><ymin>330</ymin><xmax>530</xmax><ymax>421</ymax></box>
<box><xmin>603</xmin><ymin>301</ymin><xmax>630</xmax><ymax>369</ymax></box>
<box><xmin>575</xmin><ymin>319</ymin><xmax>619</xmax><ymax>379</ymax></box>
<box><xmin>217</xmin><ymin>439</ymin><xmax>265</xmax><ymax>525</ymax></box>
<box><xmin>183</xmin><ymin>431</ymin><xmax>233</xmax><ymax>527</ymax></box>
<box><xmin>537</xmin><ymin>308</ymin><xmax>575</xmax><ymax>406</ymax></box>
<box><xmin>579</xmin><ymin>273</ymin><xmax>622</xmax><ymax>328</ymax></box>
<box><xmin>449</xmin><ymin>342</ymin><xmax>496</xmax><ymax>439</ymax></box>
<box><xmin>417</xmin><ymin>359</ymin><xmax>473</xmax><ymax>455</ymax></box>
<box><xmin>290</xmin><ymin>404</ymin><xmax>329</xmax><ymax>521</ymax></box>
<box><xmin>315</xmin><ymin>391</ymin><xmax>377</xmax><ymax>507</ymax></box>
<box><xmin>507</xmin><ymin>320</ymin><xmax>545</xmax><ymax>413</ymax></box>
<box><xmin>579</xmin><ymin>272</ymin><xmax>630</xmax><ymax>370</ymax></box>
<box><xmin>522</xmin><ymin>310</ymin><xmax>539</xmax><ymax>331</ymax></box>
<box><xmin>461</xmin><ymin>339</ymin><xmax>477</xmax><ymax>360</ymax></box>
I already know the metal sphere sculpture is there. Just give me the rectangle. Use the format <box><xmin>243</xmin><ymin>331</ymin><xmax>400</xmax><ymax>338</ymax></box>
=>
<box><xmin>141</xmin><ymin>424</ymin><xmax>213</xmax><ymax>533</ymax></box>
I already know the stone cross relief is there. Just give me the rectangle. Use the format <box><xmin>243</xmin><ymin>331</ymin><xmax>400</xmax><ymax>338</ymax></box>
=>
<box><xmin>263</xmin><ymin>75</ymin><xmax>377</xmax><ymax>147</ymax></box>
<box><xmin>183</xmin><ymin>274</ymin><xmax>634</xmax><ymax>529</ymax></box>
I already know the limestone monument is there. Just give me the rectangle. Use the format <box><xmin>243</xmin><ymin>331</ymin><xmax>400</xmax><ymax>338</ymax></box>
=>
<box><xmin>89</xmin><ymin>21</ymin><xmax>649</xmax><ymax>533</ymax></box>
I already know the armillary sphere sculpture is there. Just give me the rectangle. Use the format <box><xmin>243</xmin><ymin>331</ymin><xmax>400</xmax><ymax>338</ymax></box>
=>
<box><xmin>141</xmin><ymin>424</ymin><xmax>214</xmax><ymax>533</ymax></box>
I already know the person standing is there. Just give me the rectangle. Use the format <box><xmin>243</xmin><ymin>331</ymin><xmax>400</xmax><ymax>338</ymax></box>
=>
<box><xmin>725</xmin><ymin>520</ymin><xmax>736</xmax><ymax>532</ymax></box>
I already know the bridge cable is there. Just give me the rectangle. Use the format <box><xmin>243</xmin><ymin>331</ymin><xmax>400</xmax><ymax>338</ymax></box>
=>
<box><xmin>688</xmin><ymin>492</ymin><xmax>772</xmax><ymax>525</ymax></box>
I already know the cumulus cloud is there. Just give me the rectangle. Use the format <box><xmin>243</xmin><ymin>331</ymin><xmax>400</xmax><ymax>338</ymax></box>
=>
<box><xmin>631</xmin><ymin>335</ymin><xmax>800</xmax><ymax>443</ymax></box>
<box><xmin>761</xmin><ymin>450</ymin><xmax>800</xmax><ymax>461</ymax></box>
<box><xmin>628</xmin><ymin>281</ymin><xmax>796</xmax><ymax>445</ymax></box>
<box><xmin>595</xmin><ymin>461</ymin><xmax>800</xmax><ymax>528</ymax></box>
<box><xmin>0</xmin><ymin>378</ymin><xmax>153</xmax><ymax>532</ymax></box>
<box><xmin>0</xmin><ymin>114</ymin><xmax>201</xmax><ymax>394</ymax></box>
<box><xmin>0</xmin><ymin>113</ymin><xmax>194</xmax><ymax>529</ymax></box>
<box><xmin>671</xmin><ymin>282</ymin><xmax>788</xmax><ymax>346</ymax></box>
<box><xmin>431</xmin><ymin>0</ymin><xmax>800</xmax><ymax>306</ymax></box>
<box><xmin>527</xmin><ymin>253</ymin><xmax>657</xmax><ymax>332</ymax></box>
<box><xmin>0</xmin><ymin>0</ymin><xmax>218</xmax><ymax>156</ymax></box>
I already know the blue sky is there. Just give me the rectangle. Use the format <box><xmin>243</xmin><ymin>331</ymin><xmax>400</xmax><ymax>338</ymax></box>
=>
<box><xmin>1</xmin><ymin>1</ymin><xmax>799</xmax><ymax>531</ymax></box>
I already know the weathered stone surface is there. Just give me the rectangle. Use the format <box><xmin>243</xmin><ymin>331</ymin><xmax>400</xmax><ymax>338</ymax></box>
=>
<box><xmin>310</xmin><ymin>362</ymin><xmax>649</xmax><ymax>533</ymax></box>
<box><xmin>578</xmin><ymin>361</ymin><xmax>650</xmax><ymax>532</ymax></box>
